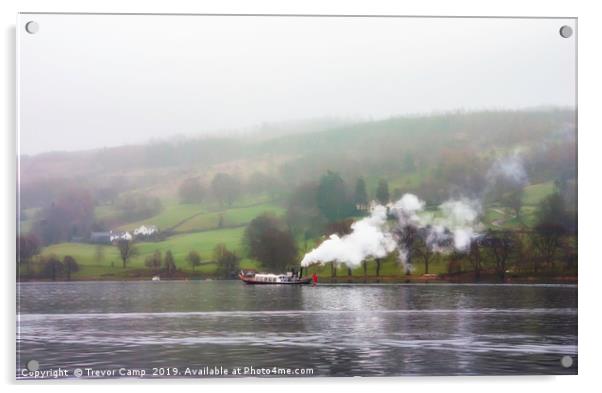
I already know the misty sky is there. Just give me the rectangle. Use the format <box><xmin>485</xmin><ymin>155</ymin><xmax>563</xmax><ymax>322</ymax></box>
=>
<box><xmin>18</xmin><ymin>14</ymin><xmax>576</xmax><ymax>155</ymax></box>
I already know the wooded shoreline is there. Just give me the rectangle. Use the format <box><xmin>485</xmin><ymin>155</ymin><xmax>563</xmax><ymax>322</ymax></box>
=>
<box><xmin>17</xmin><ymin>272</ymin><xmax>578</xmax><ymax>284</ymax></box>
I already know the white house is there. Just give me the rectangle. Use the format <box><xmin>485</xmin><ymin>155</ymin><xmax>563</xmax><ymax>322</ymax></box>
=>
<box><xmin>110</xmin><ymin>231</ymin><xmax>132</xmax><ymax>242</ymax></box>
<box><xmin>133</xmin><ymin>225</ymin><xmax>158</xmax><ymax>237</ymax></box>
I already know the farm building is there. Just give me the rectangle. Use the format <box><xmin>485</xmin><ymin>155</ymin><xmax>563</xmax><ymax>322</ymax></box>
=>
<box><xmin>90</xmin><ymin>232</ymin><xmax>111</xmax><ymax>244</ymax></box>
<box><xmin>110</xmin><ymin>231</ymin><xmax>132</xmax><ymax>242</ymax></box>
<box><xmin>133</xmin><ymin>225</ymin><xmax>158</xmax><ymax>237</ymax></box>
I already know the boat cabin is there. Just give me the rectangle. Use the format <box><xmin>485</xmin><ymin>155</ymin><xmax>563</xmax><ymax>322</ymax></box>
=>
<box><xmin>253</xmin><ymin>273</ymin><xmax>289</xmax><ymax>283</ymax></box>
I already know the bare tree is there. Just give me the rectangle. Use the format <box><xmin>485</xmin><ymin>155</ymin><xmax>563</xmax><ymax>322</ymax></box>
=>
<box><xmin>363</xmin><ymin>260</ymin><xmax>368</xmax><ymax>283</ymax></box>
<box><xmin>145</xmin><ymin>250</ymin><xmax>162</xmax><ymax>273</ymax></box>
<box><xmin>178</xmin><ymin>177</ymin><xmax>205</xmax><ymax>204</ymax></box>
<box><xmin>214</xmin><ymin>244</ymin><xmax>240</xmax><ymax>279</ymax></box>
<box><xmin>63</xmin><ymin>255</ymin><xmax>79</xmax><ymax>281</ymax></box>
<box><xmin>330</xmin><ymin>261</ymin><xmax>337</xmax><ymax>280</ymax></box>
<box><xmin>94</xmin><ymin>245</ymin><xmax>105</xmax><ymax>264</ymax></box>
<box><xmin>186</xmin><ymin>251</ymin><xmax>201</xmax><ymax>272</ymax></box>
<box><xmin>115</xmin><ymin>192</ymin><xmax>162</xmax><ymax>221</ymax></box>
<box><xmin>375</xmin><ymin>258</ymin><xmax>383</xmax><ymax>280</ymax></box>
<box><xmin>17</xmin><ymin>233</ymin><xmax>41</xmax><ymax>277</ymax></box>
<box><xmin>211</xmin><ymin>173</ymin><xmax>241</xmax><ymax>208</ymax></box>
<box><xmin>468</xmin><ymin>238</ymin><xmax>482</xmax><ymax>280</ymax></box>
<box><xmin>502</xmin><ymin>186</ymin><xmax>525</xmax><ymax>222</ymax></box>
<box><xmin>32</xmin><ymin>188</ymin><xmax>95</xmax><ymax>245</ymax></box>
<box><xmin>244</xmin><ymin>213</ymin><xmax>298</xmax><ymax>272</ymax></box>
<box><xmin>116</xmin><ymin>239</ymin><xmax>138</xmax><ymax>269</ymax></box>
<box><xmin>531</xmin><ymin>193</ymin><xmax>570</xmax><ymax>270</ymax></box>
<box><xmin>164</xmin><ymin>250</ymin><xmax>177</xmax><ymax>276</ymax></box>
<box><xmin>41</xmin><ymin>256</ymin><xmax>63</xmax><ymax>281</ymax></box>
<box><xmin>395</xmin><ymin>225</ymin><xmax>418</xmax><ymax>275</ymax></box>
<box><xmin>482</xmin><ymin>230</ymin><xmax>517</xmax><ymax>281</ymax></box>
<box><xmin>560</xmin><ymin>238</ymin><xmax>577</xmax><ymax>272</ymax></box>
<box><xmin>413</xmin><ymin>233</ymin><xmax>436</xmax><ymax>275</ymax></box>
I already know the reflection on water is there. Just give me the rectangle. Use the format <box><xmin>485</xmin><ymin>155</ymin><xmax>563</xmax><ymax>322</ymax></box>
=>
<box><xmin>17</xmin><ymin>281</ymin><xmax>577</xmax><ymax>377</ymax></box>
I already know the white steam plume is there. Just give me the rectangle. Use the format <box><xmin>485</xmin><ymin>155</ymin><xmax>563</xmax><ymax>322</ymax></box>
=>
<box><xmin>434</xmin><ymin>198</ymin><xmax>482</xmax><ymax>251</ymax></box>
<box><xmin>389</xmin><ymin>193</ymin><xmax>425</xmax><ymax>226</ymax></box>
<box><xmin>300</xmin><ymin>205</ymin><xmax>396</xmax><ymax>268</ymax></box>
<box><xmin>487</xmin><ymin>151</ymin><xmax>529</xmax><ymax>186</ymax></box>
<box><xmin>301</xmin><ymin>193</ymin><xmax>483</xmax><ymax>269</ymax></box>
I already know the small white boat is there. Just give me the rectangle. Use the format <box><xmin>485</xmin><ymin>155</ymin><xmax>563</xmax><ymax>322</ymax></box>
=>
<box><xmin>151</xmin><ymin>276</ymin><xmax>161</xmax><ymax>281</ymax></box>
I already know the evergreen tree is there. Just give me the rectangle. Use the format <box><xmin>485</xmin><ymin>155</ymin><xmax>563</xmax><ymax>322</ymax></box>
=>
<box><xmin>376</xmin><ymin>179</ymin><xmax>390</xmax><ymax>205</ymax></box>
<box><xmin>354</xmin><ymin>178</ymin><xmax>368</xmax><ymax>211</ymax></box>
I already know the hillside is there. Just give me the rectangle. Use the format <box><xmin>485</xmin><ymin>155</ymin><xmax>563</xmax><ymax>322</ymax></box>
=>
<box><xmin>17</xmin><ymin>108</ymin><xmax>577</xmax><ymax>281</ymax></box>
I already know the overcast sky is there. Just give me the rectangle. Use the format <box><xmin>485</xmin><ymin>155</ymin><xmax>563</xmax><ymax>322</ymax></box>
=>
<box><xmin>18</xmin><ymin>14</ymin><xmax>576</xmax><ymax>155</ymax></box>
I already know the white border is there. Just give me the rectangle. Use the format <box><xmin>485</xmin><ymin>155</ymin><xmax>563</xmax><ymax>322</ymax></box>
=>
<box><xmin>3</xmin><ymin>0</ymin><xmax>600</xmax><ymax>392</ymax></box>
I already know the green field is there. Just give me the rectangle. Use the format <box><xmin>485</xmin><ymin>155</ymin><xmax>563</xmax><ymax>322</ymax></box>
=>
<box><xmin>479</xmin><ymin>181</ymin><xmax>556</xmax><ymax>230</ymax></box>
<box><xmin>136</xmin><ymin>226</ymin><xmax>246</xmax><ymax>260</ymax></box>
<box><xmin>116</xmin><ymin>202</ymin><xmax>207</xmax><ymax>231</ymax></box>
<box><xmin>173</xmin><ymin>202</ymin><xmax>285</xmax><ymax>233</ymax></box>
<box><xmin>40</xmin><ymin>226</ymin><xmax>262</xmax><ymax>279</ymax></box>
<box><xmin>523</xmin><ymin>181</ymin><xmax>555</xmax><ymax>206</ymax></box>
<box><xmin>37</xmin><ymin>192</ymin><xmax>281</xmax><ymax>279</ymax></box>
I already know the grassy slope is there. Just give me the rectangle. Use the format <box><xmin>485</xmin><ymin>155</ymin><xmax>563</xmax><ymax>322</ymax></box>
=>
<box><xmin>522</xmin><ymin>181</ymin><xmax>555</xmax><ymax>206</ymax></box>
<box><xmin>41</xmin><ymin>226</ymin><xmax>260</xmax><ymax>279</ymax></box>
<box><xmin>113</xmin><ymin>193</ymin><xmax>280</xmax><ymax>232</ymax></box>
<box><xmin>115</xmin><ymin>203</ymin><xmax>207</xmax><ymax>231</ymax></box>
<box><xmin>38</xmin><ymin>190</ymin><xmax>283</xmax><ymax>279</ymax></box>
<box><xmin>174</xmin><ymin>202</ymin><xmax>285</xmax><ymax>233</ymax></box>
<box><xmin>481</xmin><ymin>180</ymin><xmax>555</xmax><ymax>229</ymax></box>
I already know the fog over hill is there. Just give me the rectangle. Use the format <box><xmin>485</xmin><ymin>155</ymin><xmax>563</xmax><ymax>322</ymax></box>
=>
<box><xmin>18</xmin><ymin>108</ymin><xmax>575</xmax><ymax>212</ymax></box>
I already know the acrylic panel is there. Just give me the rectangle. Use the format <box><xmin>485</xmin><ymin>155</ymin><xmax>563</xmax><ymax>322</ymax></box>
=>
<box><xmin>16</xmin><ymin>14</ymin><xmax>577</xmax><ymax>379</ymax></box>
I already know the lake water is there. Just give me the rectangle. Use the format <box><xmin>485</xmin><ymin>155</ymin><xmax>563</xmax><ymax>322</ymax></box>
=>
<box><xmin>17</xmin><ymin>281</ymin><xmax>577</xmax><ymax>378</ymax></box>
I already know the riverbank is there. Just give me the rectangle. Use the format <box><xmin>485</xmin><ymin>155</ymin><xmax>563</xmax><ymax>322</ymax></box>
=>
<box><xmin>318</xmin><ymin>273</ymin><xmax>577</xmax><ymax>285</ymax></box>
<box><xmin>17</xmin><ymin>270</ymin><xmax>578</xmax><ymax>284</ymax></box>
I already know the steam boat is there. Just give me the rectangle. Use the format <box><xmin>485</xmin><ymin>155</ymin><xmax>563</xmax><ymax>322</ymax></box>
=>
<box><xmin>239</xmin><ymin>270</ymin><xmax>312</xmax><ymax>285</ymax></box>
